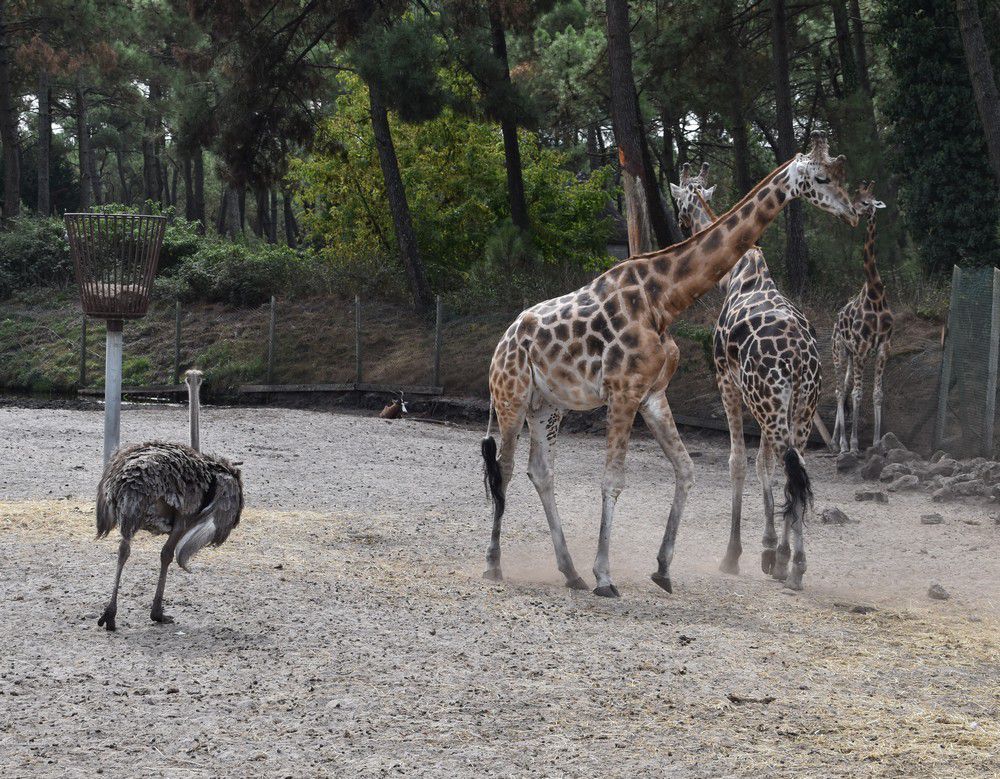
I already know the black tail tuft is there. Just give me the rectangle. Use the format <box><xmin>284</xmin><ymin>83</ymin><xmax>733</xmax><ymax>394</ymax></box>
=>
<box><xmin>481</xmin><ymin>436</ymin><xmax>504</xmax><ymax>518</ymax></box>
<box><xmin>96</xmin><ymin>483</ymin><xmax>115</xmax><ymax>539</ymax></box>
<box><xmin>782</xmin><ymin>447</ymin><xmax>813</xmax><ymax>519</ymax></box>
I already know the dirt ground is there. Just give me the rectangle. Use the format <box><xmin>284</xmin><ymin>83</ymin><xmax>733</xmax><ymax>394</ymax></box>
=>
<box><xmin>1</xmin><ymin>402</ymin><xmax>998</xmax><ymax>778</ymax></box>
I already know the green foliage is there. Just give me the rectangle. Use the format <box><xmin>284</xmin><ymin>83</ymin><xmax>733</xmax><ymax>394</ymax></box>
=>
<box><xmin>292</xmin><ymin>75</ymin><xmax>612</xmax><ymax>300</ymax></box>
<box><xmin>671</xmin><ymin>319</ymin><xmax>714</xmax><ymax>369</ymax></box>
<box><xmin>0</xmin><ymin>217</ymin><xmax>72</xmax><ymax>298</ymax></box>
<box><xmin>169</xmin><ymin>241</ymin><xmax>308</xmax><ymax>306</ymax></box>
<box><xmin>879</xmin><ymin>0</ymin><xmax>1000</xmax><ymax>274</ymax></box>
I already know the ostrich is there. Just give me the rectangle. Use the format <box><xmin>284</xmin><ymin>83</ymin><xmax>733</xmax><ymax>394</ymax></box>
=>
<box><xmin>95</xmin><ymin>369</ymin><xmax>243</xmax><ymax>631</ymax></box>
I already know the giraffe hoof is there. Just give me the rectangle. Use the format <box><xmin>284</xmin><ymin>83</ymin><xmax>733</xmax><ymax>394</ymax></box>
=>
<box><xmin>565</xmin><ymin>576</ymin><xmax>589</xmax><ymax>591</ymax></box>
<box><xmin>761</xmin><ymin>550</ymin><xmax>775</xmax><ymax>575</ymax></box>
<box><xmin>482</xmin><ymin>567</ymin><xmax>503</xmax><ymax>582</ymax></box>
<box><xmin>593</xmin><ymin>584</ymin><xmax>620</xmax><ymax>598</ymax></box>
<box><xmin>719</xmin><ymin>557</ymin><xmax>740</xmax><ymax>576</ymax></box>
<box><xmin>784</xmin><ymin>577</ymin><xmax>804</xmax><ymax>591</ymax></box>
<box><xmin>650</xmin><ymin>573</ymin><xmax>673</xmax><ymax>593</ymax></box>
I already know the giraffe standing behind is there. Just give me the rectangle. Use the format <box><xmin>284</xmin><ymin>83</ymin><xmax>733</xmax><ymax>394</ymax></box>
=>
<box><xmin>671</xmin><ymin>163</ymin><xmax>822</xmax><ymax>590</ymax></box>
<box><xmin>832</xmin><ymin>181</ymin><xmax>892</xmax><ymax>453</ymax></box>
<box><xmin>481</xmin><ymin>132</ymin><xmax>857</xmax><ymax>599</ymax></box>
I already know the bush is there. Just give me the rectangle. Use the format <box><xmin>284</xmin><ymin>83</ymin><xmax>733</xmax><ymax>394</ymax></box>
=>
<box><xmin>169</xmin><ymin>241</ymin><xmax>314</xmax><ymax>306</ymax></box>
<box><xmin>0</xmin><ymin>217</ymin><xmax>72</xmax><ymax>298</ymax></box>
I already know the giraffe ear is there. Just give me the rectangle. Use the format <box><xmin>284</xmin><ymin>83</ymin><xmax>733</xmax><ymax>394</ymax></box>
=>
<box><xmin>670</xmin><ymin>182</ymin><xmax>684</xmax><ymax>200</ymax></box>
<box><xmin>703</xmin><ymin>185</ymin><xmax>716</xmax><ymax>201</ymax></box>
<box><xmin>872</xmin><ymin>199</ymin><xmax>886</xmax><ymax>209</ymax></box>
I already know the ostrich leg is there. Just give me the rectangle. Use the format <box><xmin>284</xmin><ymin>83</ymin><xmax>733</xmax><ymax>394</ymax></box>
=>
<box><xmin>98</xmin><ymin>536</ymin><xmax>131</xmax><ymax>631</ymax></box>
<box><xmin>151</xmin><ymin>522</ymin><xmax>187</xmax><ymax>624</ymax></box>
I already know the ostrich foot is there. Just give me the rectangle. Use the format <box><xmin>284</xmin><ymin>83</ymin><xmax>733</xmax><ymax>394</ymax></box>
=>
<box><xmin>482</xmin><ymin>567</ymin><xmax>503</xmax><ymax>582</ymax></box>
<box><xmin>593</xmin><ymin>584</ymin><xmax>620</xmax><ymax>598</ymax></box>
<box><xmin>97</xmin><ymin>606</ymin><xmax>117</xmax><ymax>632</ymax></box>
<box><xmin>150</xmin><ymin>609</ymin><xmax>175</xmax><ymax>624</ymax></box>
<box><xmin>565</xmin><ymin>576</ymin><xmax>589</xmax><ymax>591</ymax></box>
<box><xmin>651</xmin><ymin>572</ymin><xmax>673</xmax><ymax>593</ymax></box>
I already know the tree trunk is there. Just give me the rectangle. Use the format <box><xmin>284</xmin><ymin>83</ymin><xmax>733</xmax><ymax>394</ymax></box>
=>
<box><xmin>88</xmin><ymin>144</ymin><xmax>102</xmax><ymax>205</ymax></box>
<box><xmin>848</xmin><ymin>0</ymin><xmax>872</xmax><ymax>95</ymax></box>
<box><xmin>75</xmin><ymin>86</ymin><xmax>93</xmax><ymax>211</ymax></box>
<box><xmin>183</xmin><ymin>154</ymin><xmax>194</xmax><ymax>220</ymax></box>
<box><xmin>831</xmin><ymin>0</ymin><xmax>858</xmax><ymax>94</ymax></box>
<box><xmin>224</xmin><ymin>187</ymin><xmax>240</xmax><ymax>239</ymax></box>
<box><xmin>269</xmin><ymin>188</ymin><xmax>278</xmax><ymax>243</ymax></box>
<box><xmin>283</xmin><ymin>188</ymin><xmax>298</xmax><ymax>248</ymax></box>
<box><xmin>216</xmin><ymin>186</ymin><xmax>228</xmax><ymax>235</ymax></box>
<box><xmin>605</xmin><ymin>0</ymin><xmax>682</xmax><ymax>253</ymax></box>
<box><xmin>0</xmin><ymin>0</ymin><xmax>19</xmax><ymax>219</ymax></box>
<box><xmin>143</xmin><ymin>82</ymin><xmax>163</xmax><ymax>205</ymax></box>
<box><xmin>368</xmin><ymin>79</ymin><xmax>433</xmax><ymax>312</ymax></box>
<box><xmin>254</xmin><ymin>185</ymin><xmax>270</xmax><ymax>239</ymax></box>
<box><xmin>193</xmin><ymin>145</ymin><xmax>205</xmax><ymax>230</ymax></box>
<box><xmin>771</xmin><ymin>0</ymin><xmax>809</xmax><ymax>295</ymax></box>
<box><xmin>488</xmin><ymin>2</ymin><xmax>531</xmax><ymax>236</ymax></box>
<box><xmin>660</xmin><ymin>109</ymin><xmax>677</xmax><ymax>185</ymax></box>
<box><xmin>956</xmin><ymin>0</ymin><xmax>1000</xmax><ymax>189</ymax></box>
<box><xmin>37</xmin><ymin>71</ymin><xmax>51</xmax><ymax>216</ymax></box>
<box><xmin>237</xmin><ymin>185</ymin><xmax>246</xmax><ymax>231</ymax></box>
<box><xmin>114</xmin><ymin>147</ymin><xmax>130</xmax><ymax>205</ymax></box>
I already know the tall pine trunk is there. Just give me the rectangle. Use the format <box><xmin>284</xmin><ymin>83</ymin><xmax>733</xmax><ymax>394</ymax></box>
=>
<box><xmin>956</xmin><ymin>0</ymin><xmax>1000</xmax><ymax>189</ymax></box>
<box><xmin>143</xmin><ymin>81</ymin><xmax>163</xmax><ymax>205</ymax></box>
<box><xmin>88</xmin><ymin>144</ymin><xmax>102</xmax><ymax>205</ymax></box>
<box><xmin>269</xmin><ymin>189</ymin><xmax>278</xmax><ymax>244</ymax></box>
<box><xmin>605</xmin><ymin>0</ymin><xmax>682</xmax><ymax>253</ymax></box>
<box><xmin>193</xmin><ymin>146</ymin><xmax>205</xmax><ymax>231</ymax></box>
<box><xmin>848</xmin><ymin>0</ymin><xmax>872</xmax><ymax>95</ymax></box>
<box><xmin>283</xmin><ymin>188</ymin><xmax>298</xmax><ymax>248</ymax></box>
<box><xmin>0</xmin><ymin>1</ymin><xmax>20</xmax><ymax>219</ymax></box>
<box><xmin>771</xmin><ymin>0</ymin><xmax>809</xmax><ymax>295</ymax></box>
<box><xmin>75</xmin><ymin>86</ymin><xmax>93</xmax><ymax>211</ymax></box>
<box><xmin>831</xmin><ymin>0</ymin><xmax>859</xmax><ymax>93</ymax></box>
<box><xmin>488</xmin><ymin>2</ymin><xmax>530</xmax><ymax>236</ymax></box>
<box><xmin>183</xmin><ymin>154</ymin><xmax>194</xmax><ymax>220</ymax></box>
<box><xmin>37</xmin><ymin>71</ymin><xmax>51</xmax><ymax>215</ymax></box>
<box><xmin>367</xmin><ymin>79</ymin><xmax>432</xmax><ymax>312</ymax></box>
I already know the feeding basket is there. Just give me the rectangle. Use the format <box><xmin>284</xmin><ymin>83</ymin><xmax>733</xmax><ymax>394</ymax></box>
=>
<box><xmin>65</xmin><ymin>213</ymin><xmax>166</xmax><ymax>320</ymax></box>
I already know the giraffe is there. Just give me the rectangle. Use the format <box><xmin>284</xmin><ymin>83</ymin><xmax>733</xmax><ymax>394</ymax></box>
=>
<box><xmin>670</xmin><ymin>162</ymin><xmax>823</xmax><ymax>590</ymax></box>
<box><xmin>481</xmin><ymin>132</ymin><xmax>857</xmax><ymax>598</ymax></box>
<box><xmin>832</xmin><ymin>181</ymin><xmax>892</xmax><ymax>453</ymax></box>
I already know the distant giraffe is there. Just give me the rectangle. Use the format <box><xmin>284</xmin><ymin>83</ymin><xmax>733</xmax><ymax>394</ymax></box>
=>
<box><xmin>481</xmin><ymin>132</ymin><xmax>857</xmax><ymax>598</ymax></box>
<box><xmin>671</xmin><ymin>162</ymin><xmax>822</xmax><ymax>590</ymax></box>
<box><xmin>832</xmin><ymin>181</ymin><xmax>892</xmax><ymax>453</ymax></box>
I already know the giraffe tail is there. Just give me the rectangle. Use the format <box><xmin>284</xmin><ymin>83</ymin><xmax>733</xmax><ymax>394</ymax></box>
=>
<box><xmin>782</xmin><ymin>447</ymin><xmax>813</xmax><ymax>524</ymax></box>
<box><xmin>481</xmin><ymin>397</ymin><xmax>504</xmax><ymax>516</ymax></box>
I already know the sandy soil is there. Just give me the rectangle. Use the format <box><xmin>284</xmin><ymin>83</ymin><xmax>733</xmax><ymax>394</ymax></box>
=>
<box><xmin>1</xmin><ymin>402</ymin><xmax>998</xmax><ymax>778</ymax></box>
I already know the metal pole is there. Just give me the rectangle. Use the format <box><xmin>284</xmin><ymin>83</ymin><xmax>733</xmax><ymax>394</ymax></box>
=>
<box><xmin>433</xmin><ymin>295</ymin><xmax>442</xmax><ymax>387</ymax></box>
<box><xmin>266</xmin><ymin>295</ymin><xmax>276</xmax><ymax>385</ymax></box>
<box><xmin>79</xmin><ymin>316</ymin><xmax>87</xmax><ymax>387</ymax></box>
<box><xmin>173</xmin><ymin>300</ymin><xmax>182</xmax><ymax>385</ymax></box>
<box><xmin>984</xmin><ymin>268</ymin><xmax>1000</xmax><ymax>456</ymax></box>
<box><xmin>103</xmin><ymin>320</ymin><xmax>123</xmax><ymax>465</ymax></box>
<box><xmin>355</xmin><ymin>294</ymin><xmax>362</xmax><ymax>384</ymax></box>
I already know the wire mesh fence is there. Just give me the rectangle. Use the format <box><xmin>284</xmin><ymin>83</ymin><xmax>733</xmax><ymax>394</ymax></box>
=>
<box><xmin>934</xmin><ymin>266</ymin><xmax>1000</xmax><ymax>457</ymax></box>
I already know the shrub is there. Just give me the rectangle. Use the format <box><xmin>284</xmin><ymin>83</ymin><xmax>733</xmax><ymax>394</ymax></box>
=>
<box><xmin>0</xmin><ymin>217</ymin><xmax>72</xmax><ymax>298</ymax></box>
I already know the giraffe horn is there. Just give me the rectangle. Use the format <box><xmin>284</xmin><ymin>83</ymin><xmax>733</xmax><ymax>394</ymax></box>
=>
<box><xmin>699</xmin><ymin>162</ymin><xmax>709</xmax><ymax>182</ymax></box>
<box><xmin>680</xmin><ymin>162</ymin><xmax>691</xmax><ymax>184</ymax></box>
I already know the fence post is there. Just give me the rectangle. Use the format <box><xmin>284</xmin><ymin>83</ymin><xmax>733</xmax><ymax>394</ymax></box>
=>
<box><xmin>79</xmin><ymin>316</ymin><xmax>87</xmax><ymax>387</ymax></box>
<box><xmin>933</xmin><ymin>265</ymin><xmax>961</xmax><ymax>450</ymax></box>
<box><xmin>266</xmin><ymin>295</ymin><xmax>276</xmax><ymax>385</ymax></box>
<box><xmin>984</xmin><ymin>268</ymin><xmax>1000</xmax><ymax>456</ymax></box>
<box><xmin>355</xmin><ymin>294</ymin><xmax>363</xmax><ymax>384</ymax></box>
<box><xmin>173</xmin><ymin>300</ymin><xmax>182</xmax><ymax>385</ymax></box>
<box><xmin>433</xmin><ymin>295</ymin><xmax>442</xmax><ymax>387</ymax></box>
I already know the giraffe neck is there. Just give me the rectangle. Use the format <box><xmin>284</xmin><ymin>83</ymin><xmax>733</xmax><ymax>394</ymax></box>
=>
<box><xmin>688</xmin><ymin>193</ymin><xmax>716</xmax><ymax>233</ymax></box>
<box><xmin>862</xmin><ymin>216</ymin><xmax>882</xmax><ymax>293</ymax></box>
<box><xmin>635</xmin><ymin>159</ymin><xmax>794</xmax><ymax>319</ymax></box>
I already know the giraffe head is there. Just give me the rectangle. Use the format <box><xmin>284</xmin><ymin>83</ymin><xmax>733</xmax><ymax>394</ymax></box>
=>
<box><xmin>669</xmin><ymin>162</ymin><xmax>716</xmax><ymax>234</ymax></box>
<box><xmin>787</xmin><ymin>131</ymin><xmax>858</xmax><ymax>226</ymax></box>
<box><xmin>853</xmin><ymin>180</ymin><xmax>886</xmax><ymax>220</ymax></box>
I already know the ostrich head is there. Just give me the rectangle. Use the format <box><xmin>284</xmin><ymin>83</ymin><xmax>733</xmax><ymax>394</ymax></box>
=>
<box><xmin>184</xmin><ymin>370</ymin><xmax>204</xmax><ymax>451</ymax></box>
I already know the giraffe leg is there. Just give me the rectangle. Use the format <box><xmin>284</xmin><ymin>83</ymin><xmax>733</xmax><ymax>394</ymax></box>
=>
<box><xmin>872</xmin><ymin>340</ymin><xmax>889</xmax><ymax>447</ymax></box>
<box><xmin>757</xmin><ymin>440</ymin><xmax>778</xmax><ymax>575</ymax></box>
<box><xmin>836</xmin><ymin>354</ymin><xmax>853</xmax><ymax>454</ymax></box>
<box><xmin>98</xmin><ymin>534</ymin><xmax>132</xmax><ymax>631</ymax></box>
<box><xmin>483</xmin><ymin>400</ymin><xmax>528</xmax><ymax>582</ymax></box>
<box><xmin>850</xmin><ymin>357</ymin><xmax>866</xmax><ymax>454</ymax></box>
<box><xmin>717</xmin><ymin>374</ymin><xmax>745</xmax><ymax>575</ymax></box>
<box><xmin>525</xmin><ymin>403</ymin><xmax>587</xmax><ymax>590</ymax></box>
<box><xmin>831</xmin><ymin>335</ymin><xmax>846</xmax><ymax>451</ymax></box>
<box><xmin>592</xmin><ymin>394</ymin><xmax>641</xmax><ymax>598</ymax></box>
<box><xmin>639</xmin><ymin>391</ymin><xmax>695</xmax><ymax>593</ymax></box>
<box><xmin>783</xmin><ymin>424</ymin><xmax>813</xmax><ymax>591</ymax></box>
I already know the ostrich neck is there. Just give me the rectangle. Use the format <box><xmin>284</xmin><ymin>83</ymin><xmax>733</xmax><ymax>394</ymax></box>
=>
<box><xmin>188</xmin><ymin>384</ymin><xmax>201</xmax><ymax>452</ymax></box>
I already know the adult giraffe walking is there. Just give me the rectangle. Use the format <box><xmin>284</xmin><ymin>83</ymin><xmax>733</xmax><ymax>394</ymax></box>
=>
<box><xmin>482</xmin><ymin>132</ymin><xmax>857</xmax><ymax>598</ymax></box>
<box><xmin>832</xmin><ymin>181</ymin><xmax>892</xmax><ymax>453</ymax></box>
<box><xmin>671</xmin><ymin>162</ymin><xmax>823</xmax><ymax>590</ymax></box>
